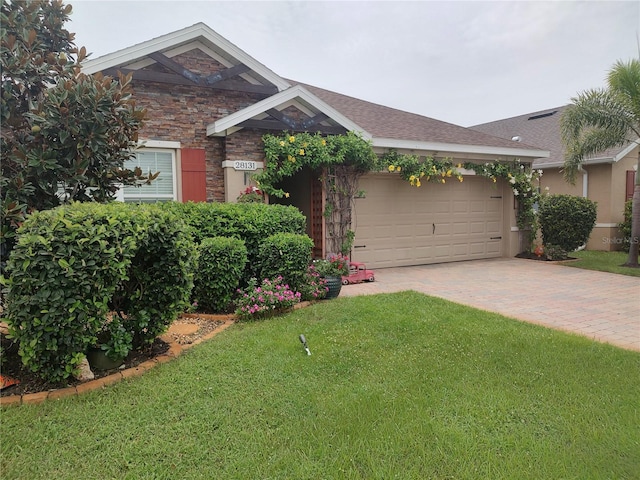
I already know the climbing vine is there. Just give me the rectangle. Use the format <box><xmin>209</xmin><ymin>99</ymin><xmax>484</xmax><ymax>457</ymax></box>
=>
<box><xmin>380</xmin><ymin>151</ymin><xmax>464</xmax><ymax>185</ymax></box>
<box><xmin>259</xmin><ymin>132</ymin><xmax>377</xmax><ymax>255</ymax></box>
<box><xmin>468</xmin><ymin>161</ymin><xmax>543</xmax><ymax>253</ymax></box>
<box><xmin>259</xmin><ymin>133</ymin><xmax>542</xmax><ymax>256</ymax></box>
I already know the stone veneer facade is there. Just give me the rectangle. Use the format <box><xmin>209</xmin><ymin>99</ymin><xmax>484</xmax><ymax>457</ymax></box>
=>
<box><xmin>129</xmin><ymin>49</ymin><xmax>271</xmax><ymax>202</ymax></box>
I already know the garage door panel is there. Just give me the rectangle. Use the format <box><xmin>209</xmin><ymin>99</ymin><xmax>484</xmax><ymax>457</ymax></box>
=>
<box><xmin>486</xmin><ymin>221</ymin><xmax>501</xmax><ymax>234</ymax></box>
<box><xmin>352</xmin><ymin>174</ymin><xmax>504</xmax><ymax>267</ymax></box>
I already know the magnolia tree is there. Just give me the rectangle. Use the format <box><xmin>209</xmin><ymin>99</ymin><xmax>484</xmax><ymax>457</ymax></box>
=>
<box><xmin>1</xmin><ymin>0</ymin><xmax>152</xmax><ymax>262</ymax></box>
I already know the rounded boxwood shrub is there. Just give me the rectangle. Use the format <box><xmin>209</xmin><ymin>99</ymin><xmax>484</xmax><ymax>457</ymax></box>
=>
<box><xmin>538</xmin><ymin>194</ymin><xmax>597</xmax><ymax>256</ymax></box>
<box><xmin>192</xmin><ymin>236</ymin><xmax>247</xmax><ymax>313</ymax></box>
<box><xmin>258</xmin><ymin>233</ymin><xmax>314</xmax><ymax>293</ymax></box>
<box><xmin>3</xmin><ymin>202</ymin><xmax>196</xmax><ymax>381</ymax></box>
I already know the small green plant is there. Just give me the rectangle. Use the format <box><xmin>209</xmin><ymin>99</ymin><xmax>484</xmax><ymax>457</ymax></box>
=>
<box><xmin>618</xmin><ymin>199</ymin><xmax>633</xmax><ymax>248</ymax></box>
<box><xmin>313</xmin><ymin>253</ymin><xmax>350</xmax><ymax>277</ymax></box>
<box><xmin>539</xmin><ymin>194</ymin><xmax>597</xmax><ymax>256</ymax></box>
<box><xmin>94</xmin><ymin>315</ymin><xmax>133</xmax><ymax>362</ymax></box>
<box><xmin>234</xmin><ymin>277</ymin><xmax>301</xmax><ymax>320</ymax></box>
<box><xmin>542</xmin><ymin>244</ymin><xmax>567</xmax><ymax>261</ymax></box>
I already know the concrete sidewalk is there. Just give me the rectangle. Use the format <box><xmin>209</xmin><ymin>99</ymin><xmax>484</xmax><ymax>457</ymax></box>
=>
<box><xmin>340</xmin><ymin>258</ymin><xmax>640</xmax><ymax>352</ymax></box>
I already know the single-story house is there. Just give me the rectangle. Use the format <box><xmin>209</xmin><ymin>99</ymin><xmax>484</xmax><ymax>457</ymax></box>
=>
<box><xmin>82</xmin><ymin>23</ymin><xmax>548</xmax><ymax>268</ymax></box>
<box><xmin>471</xmin><ymin>106</ymin><xmax>638</xmax><ymax>251</ymax></box>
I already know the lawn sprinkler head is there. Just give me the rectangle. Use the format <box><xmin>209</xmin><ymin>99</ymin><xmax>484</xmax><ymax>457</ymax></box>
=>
<box><xmin>299</xmin><ymin>334</ymin><xmax>311</xmax><ymax>356</ymax></box>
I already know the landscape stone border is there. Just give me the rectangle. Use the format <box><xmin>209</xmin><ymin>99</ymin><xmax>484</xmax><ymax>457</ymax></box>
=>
<box><xmin>0</xmin><ymin>302</ymin><xmax>314</xmax><ymax>407</ymax></box>
<box><xmin>0</xmin><ymin>314</ymin><xmax>235</xmax><ymax>407</ymax></box>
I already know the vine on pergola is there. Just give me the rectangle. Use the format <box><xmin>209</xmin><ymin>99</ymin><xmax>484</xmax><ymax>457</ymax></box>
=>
<box><xmin>259</xmin><ymin>132</ymin><xmax>377</xmax><ymax>255</ymax></box>
<box><xmin>259</xmin><ymin>131</ymin><xmax>542</xmax><ymax>256</ymax></box>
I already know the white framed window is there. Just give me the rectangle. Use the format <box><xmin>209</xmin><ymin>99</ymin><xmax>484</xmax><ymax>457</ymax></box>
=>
<box><xmin>120</xmin><ymin>148</ymin><xmax>178</xmax><ymax>203</ymax></box>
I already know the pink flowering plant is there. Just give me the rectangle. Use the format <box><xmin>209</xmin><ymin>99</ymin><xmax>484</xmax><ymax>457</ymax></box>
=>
<box><xmin>297</xmin><ymin>264</ymin><xmax>328</xmax><ymax>301</ymax></box>
<box><xmin>235</xmin><ymin>276</ymin><xmax>302</xmax><ymax>320</ymax></box>
<box><xmin>236</xmin><ymin>185</ymin><xmax>264</xmax><ymax>203</ymax></box>
<box><xmin>313</xmin><ymin>253</ymin><xmax>350</xmax><ymax>277</ymax></box>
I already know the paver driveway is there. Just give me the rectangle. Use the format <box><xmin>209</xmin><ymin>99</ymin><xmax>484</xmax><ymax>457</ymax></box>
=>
<box><xmin>340</xmin><ymin>258</ymin><xmax>640</xmax><ymax>352</ymax></box>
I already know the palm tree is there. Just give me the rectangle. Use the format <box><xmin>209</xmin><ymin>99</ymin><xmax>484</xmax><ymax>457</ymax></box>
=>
<box><xmin>561</xmin><ymin>59</ymin><xmax>640</xmax><ymax>267</ymax></box>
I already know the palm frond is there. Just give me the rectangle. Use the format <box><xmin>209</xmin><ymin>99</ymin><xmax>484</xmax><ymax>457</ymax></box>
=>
<box><xmin>560</xmin><ymin>88</ymin><xmax>636</xmax><ymax>182</ymax></box>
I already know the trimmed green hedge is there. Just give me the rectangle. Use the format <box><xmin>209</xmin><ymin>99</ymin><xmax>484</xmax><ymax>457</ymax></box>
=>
<box><xmin>3</xmin><ymin>202</ymin><xmax>195</xmax><ymax>382</ymax></box>
<box><xmin>193</xmin><ymin>237</ymin><xmax>248</xmax><ymax>313</ymax></box>
<box><xmin>258</xmin><ymin>233</ymin><xmax>314</xmax><ymax>293</ymax></box>
<box><xmin>158</xmin><ymin>202</ymin><xmax>307</xmax><ymax>282</ymax></box>
<box><xmin>539</xmin><ymin>194</ymin><xmax>597</xmax><ymax>257</ymax></box>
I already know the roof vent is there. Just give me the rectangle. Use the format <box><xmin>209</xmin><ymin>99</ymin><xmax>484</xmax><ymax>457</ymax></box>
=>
<box><xmin>511</xmin><ymin>136</ymin><xmax>521</xmax><ymax>142</ymax></box>
<box><xmin>527</xmin><ymin>110</ymin><xmax>557</xmax><ymax>120</ymax></box>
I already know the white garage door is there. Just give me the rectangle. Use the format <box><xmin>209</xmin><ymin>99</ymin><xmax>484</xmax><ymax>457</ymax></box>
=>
<box><xmin>351</xmin><ymin>174</ymin><xmax>504</xmax><ymax>268</ymax></box>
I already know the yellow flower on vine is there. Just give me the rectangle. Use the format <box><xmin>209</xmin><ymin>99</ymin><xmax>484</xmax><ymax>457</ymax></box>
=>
<box><xmin>409</xmin><ymin>175</ymin><xmax>416</xmax><ymax>182</ymax></box>
<box><xmin>492</xmin><ymin>177</ymin><xmax>497</xmax><ymax>183</ymax></box>
<box><xmin>279</xmin><ymin>141</ymin><xmax>285</xmax><ymax>147</ymax></box>
<box><xmin>457</xmin><ymin>176</ymin><xmax>463</xmax><ymax>182</ymax></box>
<box><xmin>284</xmin><ymin>192</ymin><xmax>290</xmax><ymax>198</ymax></box>
<box><xmin>388</xmin><ymin>165</ymin><xmax>395</xmax><ymax>172</ymax></box>
<box><xmin>321</xmin><ymin>139</ymin><xmax>326</xmax><ymax>146</ymax></box>
<box><xmin>420</xmin><ymin>172</ymin><xmax>425</xmax><ymax>177</ymax></box>
<box><xmin>441</xmin><ymin>178</ymin><xmax>446</xmax><ymax>184</ymax></box>
<box><xmin>446</xmin><ymin>170</ymin><xmax>452</xmax><ymax>177</ymax></box>
<box><xmin>416</xmin><ymin>180</ymin><xmax>421</xmax><ymax>187</ymax></box>
<box><xmin>288</xmin><ymin>155</ymin><xmax>296</xmax><ymax>162</ymax></box>
<box><xmin>456</xmin><ymin>163</ymin><xmax>462</xmax><ymax>169</ymax></box>
<box><xmin>396</xmin><ymin>166</ymin><xmax>401</xmax><ymax>172</ymax></box>
<box><xmin>289</xmin><ymin>136</ymin><xmax>295</xmax><ymax>143</ymax></box>
<box><xmin>299</xmin><ymin>149</ymin><xmax>305</xmax><ymax>156</ymax></box>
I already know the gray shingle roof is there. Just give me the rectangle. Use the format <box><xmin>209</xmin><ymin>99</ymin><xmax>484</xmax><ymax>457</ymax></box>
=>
<box><xmin>470</xmin><ymin>105</ymin><xmax>629</xmax><ymax>168</ymax></box>
<box><xmin>292</xmin><ymin>80</ymin><xmax>545</xmax><ymax>152</ymax></box>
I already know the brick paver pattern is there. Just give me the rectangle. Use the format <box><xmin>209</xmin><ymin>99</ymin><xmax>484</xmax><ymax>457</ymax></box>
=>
<box><xmin>340</xmin><ymin>258</ymin><xmax>640</xmax><ymax>352</ymax></box>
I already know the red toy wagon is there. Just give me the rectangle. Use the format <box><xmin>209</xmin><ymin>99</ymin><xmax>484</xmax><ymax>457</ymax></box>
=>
<box><xmin>342</xmin><ymin>262</ymin><xmax>375</xmax><ymax>285</ymax></box>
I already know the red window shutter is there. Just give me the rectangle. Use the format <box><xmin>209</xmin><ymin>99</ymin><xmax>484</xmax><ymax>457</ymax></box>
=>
<box><xmin>181</xmin><ymin>149</ymin><xmax>207</xmax><ymax>202</ymax></box>
<box><xmin>626</xmin><ymin>170</ymin><xmax>636</xmax><ymax>201</ymax></box>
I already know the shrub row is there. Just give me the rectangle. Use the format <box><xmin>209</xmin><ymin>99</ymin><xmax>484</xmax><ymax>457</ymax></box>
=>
<box><xmin>157</xmin><ymin>202</ymin><xmax>307</xmax><ymax>282</ymax></box>
<box><xmin>3</xmin><ymin>202</ymin><xmax>196</xmax><ymax>381</ymax></box>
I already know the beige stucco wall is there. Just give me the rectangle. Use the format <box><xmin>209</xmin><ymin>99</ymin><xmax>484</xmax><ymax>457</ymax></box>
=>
<box><xmin>539</xmin><ymin>148</ymin><xmax>638</xmax><ymax>251</ymax></box>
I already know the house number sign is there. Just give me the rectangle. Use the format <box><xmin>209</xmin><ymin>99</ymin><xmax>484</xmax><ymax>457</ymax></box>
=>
<box><xmin>233</xmin><ymin>161</ymin><xmax>257</xmax><ymax>171</ymax></box>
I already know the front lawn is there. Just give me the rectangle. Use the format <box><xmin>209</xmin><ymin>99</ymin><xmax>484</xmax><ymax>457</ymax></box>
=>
<box><xmin>566</xmin><ymin>250</ymin><xmax>640</xmax><ymax>277</ymax></box>
<box><xmin>2</xmin><ymin>292</ymin><xmax>638</xmax><ymax>479</ymax></box>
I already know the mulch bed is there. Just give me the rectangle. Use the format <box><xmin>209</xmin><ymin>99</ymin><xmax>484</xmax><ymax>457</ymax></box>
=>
<box><xmin>515</xmin><ymin>252</ymin><xmax>577</xmax><ymax>262</ymax></box>
<box><xmin>1</xmin><ymin>315</ymin><xmax>225</xmax><ymax>398</ymax></box>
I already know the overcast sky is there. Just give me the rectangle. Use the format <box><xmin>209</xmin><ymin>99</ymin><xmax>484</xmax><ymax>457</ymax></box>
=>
<box><xmin>68</xmin><ymin>0</ymin><xmax>639</xmax><ymax>127</ymax></box>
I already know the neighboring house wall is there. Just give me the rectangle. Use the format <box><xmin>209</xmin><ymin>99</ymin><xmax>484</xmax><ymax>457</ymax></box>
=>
<box><xmin>538</xmin><ymin>152</ymin><xmax>637</xmax><ymax>251</ymax></box>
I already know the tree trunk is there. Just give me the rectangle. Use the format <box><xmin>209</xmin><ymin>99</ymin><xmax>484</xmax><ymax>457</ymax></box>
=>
<box><xmin>624</xmin><ymin>150</ymin><xmax>640</xmax><ymax>267</ymax></box>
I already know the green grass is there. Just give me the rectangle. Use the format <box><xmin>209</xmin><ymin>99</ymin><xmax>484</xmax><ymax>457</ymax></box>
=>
<box><xmin>2</xmin><ymin>292</ymin><xmax>639</xmax><ymax>479</ymax></box>
<box><xmin>566</xmin><ymin>250</ymin><xmax>640</xmax><ymax>277</ymax></box>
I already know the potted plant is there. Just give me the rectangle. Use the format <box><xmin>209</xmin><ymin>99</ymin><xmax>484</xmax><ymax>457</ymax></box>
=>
<box><xmin>86</xmin><ymin>315</ymin><xmax>133</xmax><ymax>370</ymax></box>
<box><xmin>313</xmin><ymin>253</ymin><xmax>349</xmax><ymax>299</ymax></box>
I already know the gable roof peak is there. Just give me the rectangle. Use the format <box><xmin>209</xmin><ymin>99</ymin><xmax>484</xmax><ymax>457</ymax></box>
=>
<box><xmin>81</xmin><ymin>22</ymin><xmax>290</xmax><ymax>91</ymax></box>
